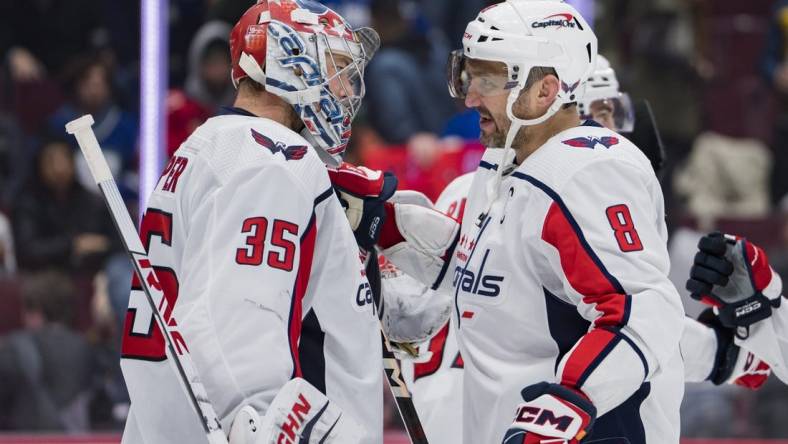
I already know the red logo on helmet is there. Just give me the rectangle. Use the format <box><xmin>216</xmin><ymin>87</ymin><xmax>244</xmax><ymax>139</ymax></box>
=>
<box><xmin>245</xmin><ymin>25</ymin><xmax>267</xmax><ymax>51</ymax></box>
<box><xmin>546</xmin><ymin>13</ymin><xmax>575</xmax><ymax>22</ymax></box>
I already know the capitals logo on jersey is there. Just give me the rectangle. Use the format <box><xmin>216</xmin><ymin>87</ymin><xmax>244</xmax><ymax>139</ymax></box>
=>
<box><xmin>562</xmin><ymin>136</ymin><xmax>619</xmax><ymax>150</ymax></box>
<box><xmin>454</xmin><ymin>249</ymin><xmax>504</xmax><ymax>298</ymax></box>
<box><xmin>251</xmin><ymin>129</ymin><xmax>308</xmax><ymax>160</ymax></box>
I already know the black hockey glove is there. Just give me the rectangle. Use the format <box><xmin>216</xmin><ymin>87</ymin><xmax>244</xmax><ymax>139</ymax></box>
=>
<box><xmin>686</xmin><ymin>232</ymin><xmax>783</xmax><ymax>334</ymax></box>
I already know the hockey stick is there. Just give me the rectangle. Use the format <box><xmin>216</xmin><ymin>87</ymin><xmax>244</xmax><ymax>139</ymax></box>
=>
<box><xmin>365</xmin><ymin>247</ymin><xmax>429</xmax><ymax>444</ymax></box>
<box><xmin>65</xmin><ymin>115</ymin><xmax>228</xmax><ymax>444</ymax></box>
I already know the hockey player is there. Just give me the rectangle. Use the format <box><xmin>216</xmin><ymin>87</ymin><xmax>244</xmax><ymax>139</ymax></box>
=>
<box><xmin>346</xmin><ymin>1</ymin><xmax>686</xmax><ymax>442</ymax></box>
<box><xmin>119</xmin><ymin>1</ymin><xmax>386</xmax><ymax>443</ymax></box>
<box><xmin>330</xmin><ymin>44</ymin><xmax>783</xmax><ymax>444</ymax></box>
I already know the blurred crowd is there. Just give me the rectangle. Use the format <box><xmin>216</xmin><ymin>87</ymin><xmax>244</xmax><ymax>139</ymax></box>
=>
<box><xmin>0</xmin><ymin>0</ymin><xmax>787</xmax><ymax>437</ymax></box>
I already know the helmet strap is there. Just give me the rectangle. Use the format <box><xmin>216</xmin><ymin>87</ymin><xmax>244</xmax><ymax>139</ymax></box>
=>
<box><xmin>237</xmin><ymin>52</ymin><xmax>267</xmax><ymax>88</ymax></box>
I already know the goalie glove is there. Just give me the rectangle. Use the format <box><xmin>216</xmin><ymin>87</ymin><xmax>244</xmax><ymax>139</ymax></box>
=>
<box><xmin>327</xmin><ymin>162</ymin><xmax>398</xmax><ymax>250</ymax></box>
<box><xmin>686</xmin><ymin>232</ymin><xmax>783</xmax><ymax>335</ymax></box>
<box><xmin>502</xmin><ymin>382</ymin><xmax>596</xmax><ymax>444</ymax></box>
<box><xmin>379</xmin><ymin>255</ymin><xmax>452</xmax><ymax>343</ymax></box>
<box><xmin>697</xmin><ymin>308</ymin><xmax>772</xmax><ymax>389</ymax></box>
<box><xmin>228</xmin><ymin>377</ymin><xmax>363</xmax><ymax>444</ymax></box>
<box><xmin>379</xmin><ymin>202</ymin><xmax>460</xmax><ymax>289</ymax></box>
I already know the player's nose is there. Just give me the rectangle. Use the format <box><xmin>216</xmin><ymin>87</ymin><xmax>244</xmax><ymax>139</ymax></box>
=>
<box><xmin>464</xmin><ymin>89</ymin><xmax>481</xmax><ymax>108</ymax></box>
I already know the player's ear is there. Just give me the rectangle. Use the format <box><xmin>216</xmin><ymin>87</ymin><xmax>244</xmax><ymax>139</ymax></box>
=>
<box><xmin>537</xmin><ymin>74</ymin><xmax>560</xmax><ymax>106</ymax></box>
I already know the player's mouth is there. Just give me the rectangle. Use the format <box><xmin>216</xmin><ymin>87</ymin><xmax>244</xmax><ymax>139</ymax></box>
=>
<box><xmin>479</xmin><ymin>114</ymin><xmax>496</xmax><ymax>134</ymax></box>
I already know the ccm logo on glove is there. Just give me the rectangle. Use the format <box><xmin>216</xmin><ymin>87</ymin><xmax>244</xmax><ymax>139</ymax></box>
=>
<box><xmin>514</xmin><ymin>405</ymin><xmax>576</xmax><ymax>432</ymax></box>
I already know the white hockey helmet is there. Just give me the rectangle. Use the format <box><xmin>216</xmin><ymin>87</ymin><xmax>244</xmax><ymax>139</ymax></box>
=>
<box><xmin>577</xmin><ymin>54</ymin><xmax>635</xmax><ymax>132</ymax></box>
<box><xmin>448</xmin><ymin>0</ymin><xmax>597</xmax><ymax>131</ymax></box>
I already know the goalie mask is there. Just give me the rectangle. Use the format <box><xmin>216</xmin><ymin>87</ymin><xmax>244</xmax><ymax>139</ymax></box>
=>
<box><xmin>230</xmin><ymin>0</ymin><xmax>380</xmax><ymax>166</ymax></box>
<box><xmin>577</xmin><ymin>55</ymin><xmax>635</xmax><ymax>133</ymax></box>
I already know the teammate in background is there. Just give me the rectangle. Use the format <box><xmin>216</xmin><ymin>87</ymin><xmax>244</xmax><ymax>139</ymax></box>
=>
<box><xmin>686</xmin><ymin>232</ymin><xmax>786</xmax><ymax>384</ymax></box>
<box><xmin>577</xmin><ymin>55</ymin><xmax>664</xmax><ymax>175</ymax></box>
<box><xmin>120</xmin><ymin>1</ymin><xmax>385</xmax><ymax>443</ymax></box>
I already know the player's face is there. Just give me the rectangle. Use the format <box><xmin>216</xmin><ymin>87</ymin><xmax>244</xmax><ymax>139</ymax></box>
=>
<box><xmin>325</xmin><ymin>51</ymin><xmax>358</xmax><ymax>100</ymax></box>
<box><xmin>462</xmin><ymin>59</ymin><xmax>513</xmax><ymax>147</ymax></box>
<box><xmin>590</xmin><ymin>98</ymin><xmax>616</xmax><ymax>131</ymax></box>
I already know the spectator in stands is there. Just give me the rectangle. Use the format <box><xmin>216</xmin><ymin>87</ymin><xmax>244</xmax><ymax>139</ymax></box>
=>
<box><xmin>166</xmin><ymin>90</ymin><xmax>211</xmax><ymax>157</ymax></box>
<box><xmin>184</xmin><ymin>21</ymin><xmax>234</xmax><ymax>111</ymax></box>
<box><xmin>12</xmin><ymin>139</ymin><xmax>115</xmax><ymax>273</ymax></box>
<box><xmin>0</xmin><ymin>271</ymin><xmax>93</xmax><ymax>431</ymax></box>
<box><xmin>48</xmin><ymin>55</ymin><xmax>137</xmax><ymax>194</ymax></box>
<box><xmin>762</xmin><ymin>0</ymin><xmax>788</xmax><ymax>206</ymax></box>
<box><xmin>0</xmin><ymin>112</ymin><xmax>32</xmax><ymax>209</ymax></box>
<box><xmin>364</xmin><ymin>0</ymin><xmax>455</xmax><ymax>145</ymax></box>
<box><xmin>164</xmin><ymin>21</ymin><xmax>233</xmax><ymax>157</ymax></box>
<box><xmin>0</xmin><ymin>1</ymin><xmax>103</xmax><ymax>134</ymax></box>
<box><xmin>0</xmin><ymin>1</ymin><xmax>102</xmax><ymax>78</ymax></box>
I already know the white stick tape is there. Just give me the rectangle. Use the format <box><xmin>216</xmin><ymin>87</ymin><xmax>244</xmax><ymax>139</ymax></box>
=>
<box><xmin>65</xmin><ymin>115</ymin><xmax>114</xmax><ymax>184</ymax></box>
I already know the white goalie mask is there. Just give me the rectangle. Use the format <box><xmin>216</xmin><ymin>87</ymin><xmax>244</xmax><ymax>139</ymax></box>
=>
<box><xmin>230</xmin><ymin>0</ymin><xmax>380</xmax><ymax>166</ymax></box>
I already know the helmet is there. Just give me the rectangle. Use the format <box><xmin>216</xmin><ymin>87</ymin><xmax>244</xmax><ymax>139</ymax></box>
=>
<box><xmin>448</xmin><ymin>0</ymin><xmax>597</xmax><ymax>215</ymax></box>
<box><xmin>230</xmin><ymin>0</ymin><xmax>380</xmax><ymax>166</ymax></box>
<box><xmin>448</xmin><ymin>0</ymin><xmax>597</xmax><ymax>131</ymax></box>
<box><xmin>577</xmin><ymin>55</ymin><xmax>635</xmax><ymax>133</ymax></box>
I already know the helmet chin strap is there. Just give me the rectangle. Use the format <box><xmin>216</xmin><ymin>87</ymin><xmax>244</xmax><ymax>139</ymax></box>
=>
<box><xmin>482</xmin><ymin>86</ymin><xmax>563</xmax><ymax>218</ymax></box>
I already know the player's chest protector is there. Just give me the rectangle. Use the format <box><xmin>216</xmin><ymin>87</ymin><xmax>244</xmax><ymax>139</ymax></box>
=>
<box><xmin>453</xmin><ymin>165</ymin><xmax>561</xmax><ymax>371</ymax></box>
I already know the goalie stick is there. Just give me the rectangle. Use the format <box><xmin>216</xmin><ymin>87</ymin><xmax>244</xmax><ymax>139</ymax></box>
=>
<box><xmin>66</xmin><ymin>115</ymin><xmax>228</xmax><ymax>444</ymax></box>
<box><xmin>365</xmin><ymin>247</ymin><xmax>429</xmax><ymax>444</ymax></box>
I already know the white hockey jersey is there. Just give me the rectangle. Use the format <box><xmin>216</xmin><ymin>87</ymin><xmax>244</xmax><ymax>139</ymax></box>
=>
<box><xmin>396</xmin><ymin>173</ymin><xmax>472</xmax><ymax>444</ymax></box>
<box><xmin>440</xmin><ymin>122</ymin><xmax>686</xmax><ymax>443</ymax></box>
<box><xmin>120</xmin><ymin>110</ymin><xmax>382</xmax><ymax>444</ymax></box>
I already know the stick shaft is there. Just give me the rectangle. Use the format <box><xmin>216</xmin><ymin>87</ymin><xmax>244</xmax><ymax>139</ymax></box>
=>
<box><xmin>66</xmin><ymin>115</ymin><xmax>228</xmax><ymax>444</ymax></box>
<box><xmin>366</xmin><ymin>247</ymin><xmax>430</xmax><ymax>444</ymax></box>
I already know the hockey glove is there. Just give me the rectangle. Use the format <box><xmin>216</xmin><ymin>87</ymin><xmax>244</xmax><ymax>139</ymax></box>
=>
<box><xmin>697</xmin><ymin>308</ymin><xmax>771</xmax><ymax>389</ymax></box>
<box><xmin>228</xmin><ymin>377</ymin><xmax>363</xmax><ymax>444</ymax></box>
<box><xmin>686</xmin><ymin>232</ymin><xmax>783</xmax><ymax>333</ymax></box>
<box><xmin>502</xmin><ymin>382</ymin><xmax>596</xmax><ymax>444</ymax></box>
<box><xmin>327</xmin><ymin>163</ymin><xmax>398</xmax><ymax>250</ymax></box>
